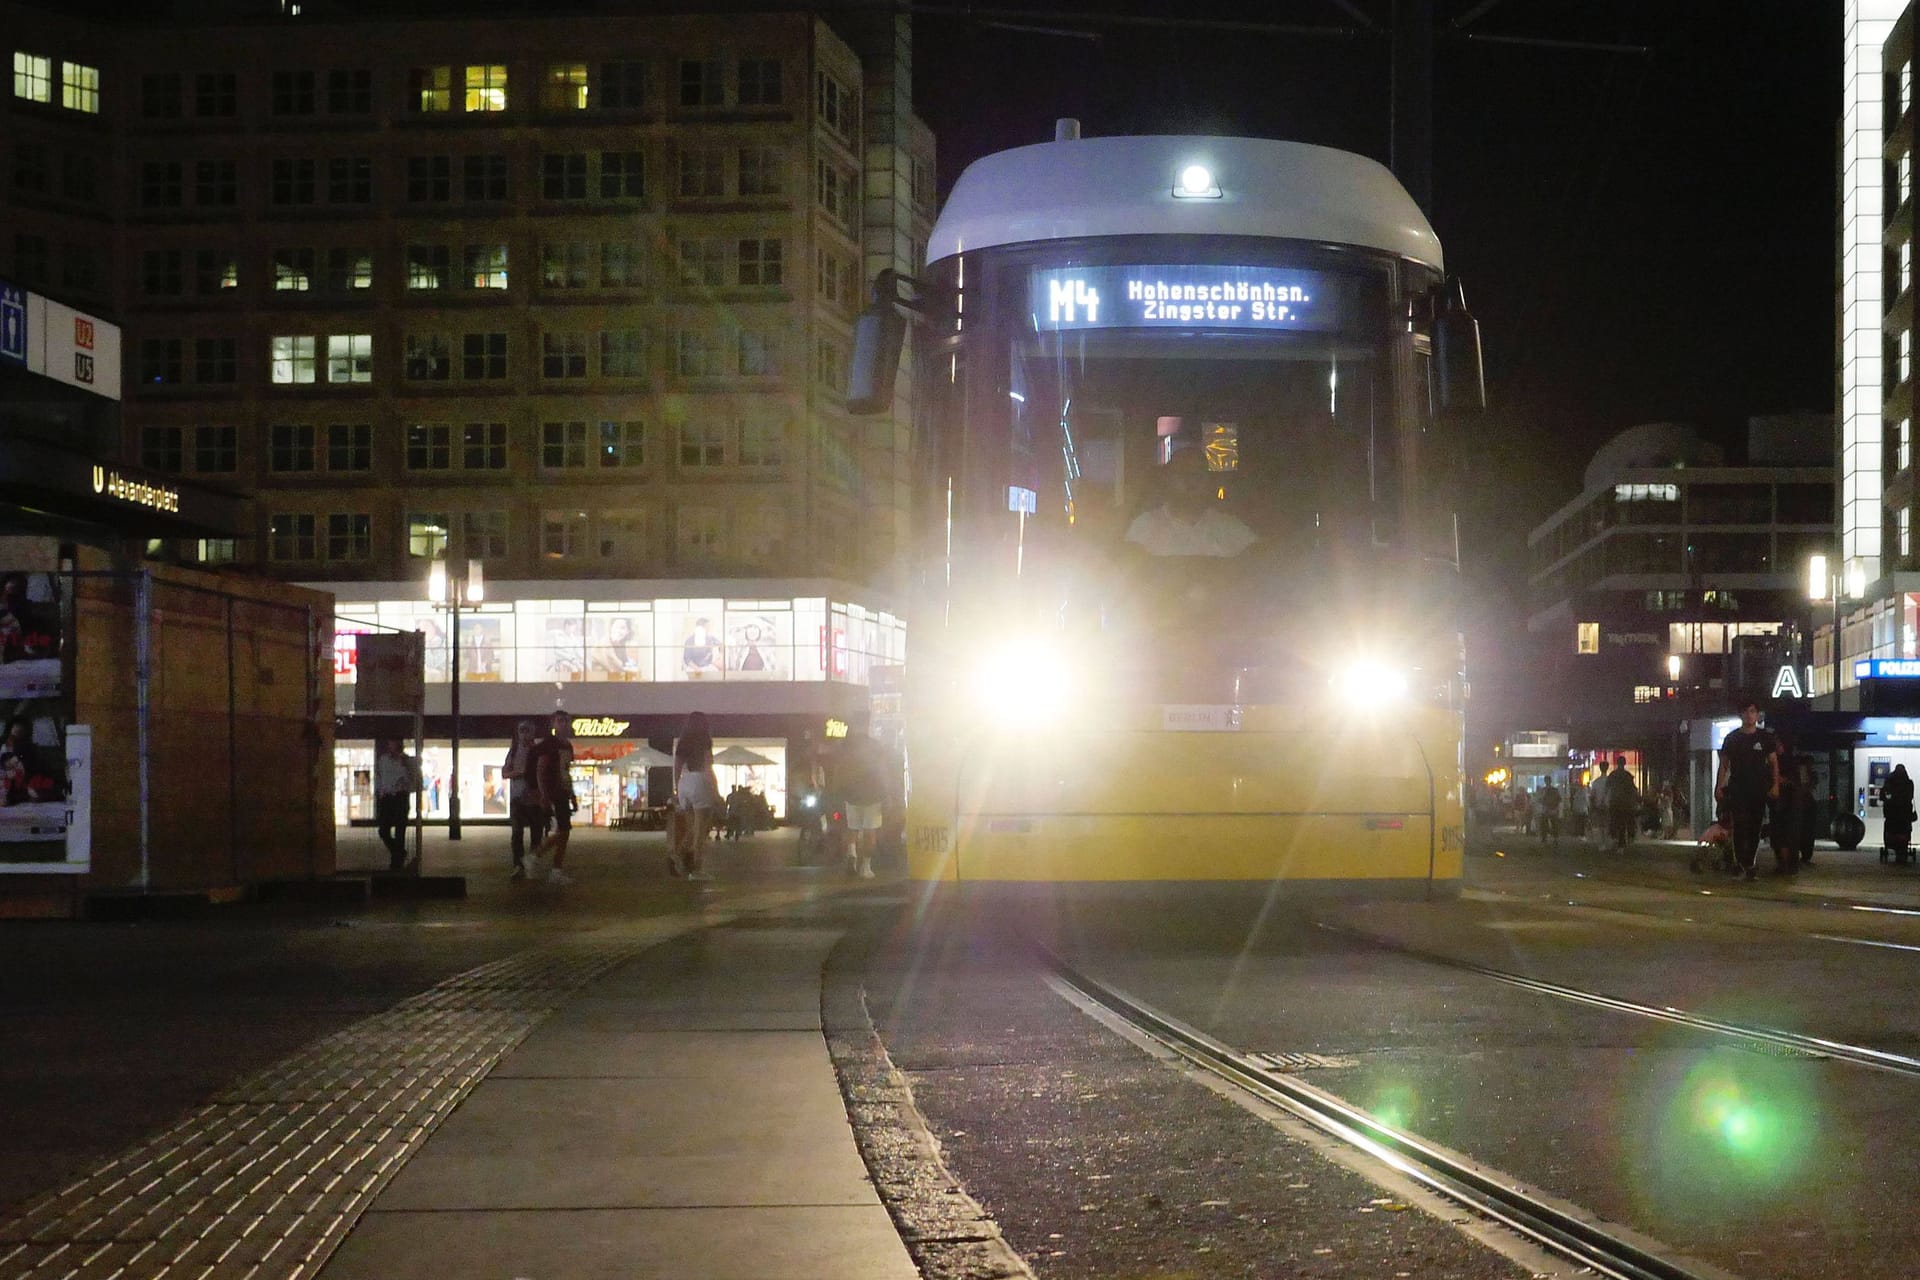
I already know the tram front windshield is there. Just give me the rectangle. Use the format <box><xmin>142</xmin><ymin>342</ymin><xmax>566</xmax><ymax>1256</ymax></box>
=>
<box><xmin>1000</xmin><ymin>286</ymin><xmax>1402</xmax><ymax>696</ymax></box>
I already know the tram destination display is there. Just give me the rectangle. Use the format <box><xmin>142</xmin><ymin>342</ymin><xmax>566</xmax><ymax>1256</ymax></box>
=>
<box><xmin>1030</xmin><ymin>264</ymin><xmax>1356</xmax><ymax>332</ymax></box>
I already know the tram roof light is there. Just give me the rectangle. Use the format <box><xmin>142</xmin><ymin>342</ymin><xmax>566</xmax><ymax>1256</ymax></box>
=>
<box><xmin>1173</xmin><ymin>164</ymin><xmax>1220</xmax><ymax>199</ymax></box>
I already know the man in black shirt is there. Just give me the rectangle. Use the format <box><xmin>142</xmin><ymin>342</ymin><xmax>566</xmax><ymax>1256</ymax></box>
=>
<box><xmin>1715</xmin><ymin>697</ymin><xmax>1780</xmax><ymax>882</ymax></box>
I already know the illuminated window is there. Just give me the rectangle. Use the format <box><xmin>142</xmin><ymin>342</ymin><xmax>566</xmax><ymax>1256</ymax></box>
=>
<box><xmin>61</xmin><ymin>62</ymin><xmax>98</xmax><ymax>113</ymax></box>
<box><xmin>326</xmin><ymin>248</ymin><xmax>373</xmax><ymax>292</ymax></box>
<box><xmin>1905</xmin><ymin>331</ymin><xmax>1914</xmax><ymax>385</ymax></box>
<box><xmin>464</xmin><ymin>64</ymin><xmax>506</xmax><ymax>112</ymax></box>
<box><xmin>407</xmin><ymin>244</ymin><xmax>449</xmax><ymax>290</ymax></box>
<box><xmin>1613</xmin><ymin>482</ymin><xmax>1679</xmax><ymax>503</ymax></box>
<box><xmin>1576</xmin><ymin>621</ymin><xmax>1599</xmax><ymax>655</ymax></box>
<box><xmin>1902</xmin><ymin>419</ymin><xmax>1913</xmax><ymax>471</ymax></box>
<box><xmin>273</xmin><ymin>247</ymin><xmax>315</xmax><ymax>292</ymax></box>
<box><xmin>408</xmin><ymin>513</ymin><xmax>450</xmax><ymax>560</ymax></box>
<box><xmin>1903</xmin><ymin>508</ymin><xmax>1912</xmax><ymax>558</ymax></box>
<box><xmin>13</xmin><ymin>52</ymin><xmax>52</xmax><ymax>103</ymax></box>
<box><xmin>270</xmin><ymin>335</ymin><xmax>316</xmax><ymax>384</ymax></box>
<box><xmin>1632</xmin><ymin>685</ymin><xmax>1664</xmax><ymax>705</ymax></box>
<box><xmin>325</xmin><ymin>333</ymin><xmax>373</xmax><ymax>383</ymax></box>
<box><xmin>464</xmin><ymin>243</ymin><xmax>508</xmax><ymax>289</ymax></box>
<box><xmin>541</xmin><ymin>62</ymin><xmax>588</xmax><ymax>111</ymax></box>
<box><xmin>409</xmin><ymin>65</ymin><xmax>451</xmax><ymax>112</ymax></box>
<box><xmin>196</xmin><ymin>251</ymin><xmax>239</xmax><ymax>294</ymax></box>
<box><xmin>1904</xmin><ymin>240</ymin><xmax>1913</xmax><ymax>291</ymax></box>
<box><xmin>198</xmin><ymin>539</ymin><xmax>237</xmax><ymax>565</ymax></box>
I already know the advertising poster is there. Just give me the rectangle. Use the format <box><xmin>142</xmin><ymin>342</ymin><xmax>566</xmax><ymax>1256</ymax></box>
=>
<box><xmin>0</xmin><ymin>572</ymin><xmax>71</xmax><ymax>867</ymax></box>
<box><xmin>538</xmin><ymin>615</ymin><xmax>586</xmax><ymax>682</ymax></box>
<box><xmin>725</xmin><ymin>610</ymin><xmax>792</xmax><ymax>680</ymax></box>
<box><xmin>461</xmin><ymin>615</ymin><xmax>506</xmax><ymax>681</ymax></box>
<box><xmin>672</xmin><ymin>609</ymin><xmax>725</xmax><ymax>681</ymax></box>
<box><xmin>586</xmin><ymin>614</ymin><xmax>652</xmax><ymax>681</ymax></box>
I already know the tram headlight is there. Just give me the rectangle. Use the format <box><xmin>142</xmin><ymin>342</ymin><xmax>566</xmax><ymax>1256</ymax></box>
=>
<box><xmin>1329</xmin><ymin>659</ymin><xmax>1411</xmax><ymax>710</ymax></box>
<box><xmin>968</xmin><ymin>636</ymin><xmax>1075</xmax><ymax>717</ymax></box>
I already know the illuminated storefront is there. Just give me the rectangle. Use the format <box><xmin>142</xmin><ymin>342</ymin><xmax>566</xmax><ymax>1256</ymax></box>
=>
<box><xmin>324</xmin><ymin>580</ymin><xmax>898</xmax><ymax>828</ymax></box>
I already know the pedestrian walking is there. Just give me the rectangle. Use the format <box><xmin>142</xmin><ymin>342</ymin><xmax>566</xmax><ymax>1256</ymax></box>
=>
<box><xmin>1537</xmin><ymin>780</ymin><xmax>1563</xmax><ymax>853</ymax></box>
<box><xmin>1885</xmin><ymin>763</ymin><xmax>1916</xmax><ymax>861</ymax></box>
<box><xmin>1770</xmin><ymin>755</ymin><xmax>1804</xmax><ymax>876</ymax></box>
<box><xmin>1792</xmin><ymin>757</ymin><xmax>1819</xmax><ymax>866</ymax></box>
<box><xmin>373</xmin><ymin>737</ymin><xmax>420</xmax><ymax>872</ymax></box>
<box><xmin>502</xmin><ymin>720</ymin><xmax>545</xmax><ymax>882</ymax></box>
<box><xmin>527</xmin><ymin>710</ymin><xmax>577</xmax><ymax>885</ymax></box>
<box><xmin>1714</xmin><ymin>698</ymin><xmax>1780</xmax><ymax>882</ymax></box>
<box><xmin>1600</xmin><ymin>758</ymin><xmax>1638</xmax><ymax>851</ymax></box>
<box><xmin>1567</xmin><ymin>777</ymin><xmax>1590</xmax><ymax>841</ymax></box>
<box><xmin>833</xmin><ymin>726</ymin><xmax>888</xmax><ymax>878</ymax></box>
<box><xmin>672</xmin><ymin>711</ymin><xmax>719</xmax><ymax>880</ymax></box>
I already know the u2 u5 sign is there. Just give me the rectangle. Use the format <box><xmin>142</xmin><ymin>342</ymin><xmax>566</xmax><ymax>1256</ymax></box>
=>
<box><xmin>910</xmin><ymin>825</ymin><xmax>951</xmax><ymax>854</ymax></box>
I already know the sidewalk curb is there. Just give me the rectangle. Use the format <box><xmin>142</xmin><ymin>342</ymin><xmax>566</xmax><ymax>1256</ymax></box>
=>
<box><xmin>824</xmin><ymin>926</ymin><xmax>1037</xmax><ymax>1280</ymax></box>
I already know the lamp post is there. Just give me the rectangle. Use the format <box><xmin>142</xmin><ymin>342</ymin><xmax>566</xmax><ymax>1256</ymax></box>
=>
<box><xmin>428</xmin><ymin>556</ymin><xmax>483</xmax><ymax>840</ymax></box>
<box><xmin>1808</xmin><ymin>553</ymin><xmax>1866</xmax><ymax>710</ymax></box>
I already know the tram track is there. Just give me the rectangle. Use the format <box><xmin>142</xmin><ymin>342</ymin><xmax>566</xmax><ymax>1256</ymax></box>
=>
<box><xmin>1314</xmin><ymin>920</ymin><xmax>1920</xmax><ymax>1080</ymax></box>
<box><xmin>1036</xmin><ymin>942</ymin><xmax>1725</xmax><ymax>1280</ymax></box>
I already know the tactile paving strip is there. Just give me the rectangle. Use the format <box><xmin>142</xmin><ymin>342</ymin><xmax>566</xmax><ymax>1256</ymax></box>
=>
<box><xmin>0</xmin><ymin>938</ymin><xmax>650</xmax><ymax>1280</ymax></box>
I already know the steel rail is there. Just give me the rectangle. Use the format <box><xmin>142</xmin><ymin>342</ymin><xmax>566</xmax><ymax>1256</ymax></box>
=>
<box><xmin>1317</xmin><ymin>922</ymin><xmax>1920</xmax><ymax>1079</ymax></box>
<box><xmin>1039</xmin><ymin>944</ymin><xmax>1716</xmax><ymax>1280</ymax></box>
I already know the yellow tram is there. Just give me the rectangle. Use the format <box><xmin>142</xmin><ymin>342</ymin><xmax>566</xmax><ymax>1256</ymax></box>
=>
<box><xmin>852</xmin><ymin>131</ymin><xmax>1483</xmax><ymax>894</ymax></box>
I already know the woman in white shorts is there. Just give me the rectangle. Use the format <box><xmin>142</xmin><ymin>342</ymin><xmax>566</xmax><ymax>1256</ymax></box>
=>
<box><xmin>672</xmin><ymin>711</ymin><xmax>719</xmax><ymax>880</ymax></box>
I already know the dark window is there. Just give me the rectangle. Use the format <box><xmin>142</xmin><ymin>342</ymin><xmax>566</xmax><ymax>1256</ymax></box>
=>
<box><xmin>13</xmin><ymin>234</ymin><xmax>49</xmax><ymax>285</ymax></box>
<box><xmin>61</xmin><ymin>153</ymin><xmax>97</xmax><ymax>202</ymax></box>
<box><xmin>407</xmin><ymin>155</ymin><xmax>451</xmax><ymax>203</ymax></box>
<box><xmin>269</xmin><ymin>423</ymin><xmax>317</xmax><ymax>472</ymax></box>
<box><xmin>737</xmin><ymin>58</ymin><xmax>781</xmax><ymax>105</ymax></box>
<box><xmin>269</xmin><ymin>514</ymin><xmax>316</xmax><ymax>561</ymax></box>
<box><xmin>13</xmin><ymin>142</ymin><xmax>49</xmax><ymax>193</ymax></box>
<box><xmin>462</xmin><ymin>421</ymin><xmax>507</xmax><ymax>470</ymax></box>
<box><xmin>141</xmin><ymin>249</ymin><xmax>183</xmax><ymax>296</ymax></box>
<box><xmin>139</xmin><ymin>338</ymin><xmax>183</xmax><ymax>386</ymax></box>
<box><xmin>195</xmin><ymin>250</ymin><xmax>239</xmax><ymax>294</ymax></box>
<box><xmin>406</xmin><ymin>423</ymin><xmax>452</xmax><ymax>470</ymax></box>
<box><xmin>326</xmin><ymin>423</ymin><xmax>371</xmax><ymax>472</ymax></box>
<box><xmin>541</xmin><ymin>332</ymin><xmax>587</xmax><ymax>379</ymax></box>
<box><xmin>271</xmin><ymin>157</ymin><xmax>315</xmax><ymax>206</ymax></box>
<box><xmin>463</xmin><ymin>332</ymin><xmax>507</xmax><ymax>380</ymax></box>
<box><xmin>1686</xmin><ymin>484</ymin><xmax>1771</xmax><ymax>525</ymax></box>
<box><xmin>142</xmin><ymin>73</ymin><xmax>183</xmax><ymax>119</ymax></box>
<box><xmin>194</xmin><ymin>72</ymin><xmax>237</xmax><ymax>117</ymax></box>
<box><xmin>271</xmin><ymin>70</ymin><xmax>316</xmax><ymax>116</ymax></box>
<box><xmin>194</xmin><ymin>337</ymin><xmax>237</xmax><ymax>383</ymax></box>
<box><xmin>141</xmin><ymin>160</ymin><xmax>183</xmax><ymax>208</ymax></box>
<box><xmin>194</xmin><ymin>159</ymin><xmax>237</xmax><ymax>206</ymax></box>
<box><xmin>1776</xmin><ymin>484</ymin><xmax>1834</xmax><ymax>524</ymax></box>
<box><xmin>679</xmin><ymin>59</ymin><xmax>722</xmax><ymax>107</ymax></box>
<box><xmin>141</xmin><ymin>426</ymin><xmax>183</xmax><ymax>473</ymax></box>
<box><xmin>406</xmin><ymin>333</ymin><xmax>450</xmax><ymax>381</ymax></box>
<box><xmin>463</xmin><ymin>153</ymin><xmax>508</xmax><ymax>201</ymax></box>
<box><xmin>326</xmin><ymin>69</ymin><xmax>371</xmax><ymax>114</ymax></box>
<box><xmin>600</xmin><ymin>150</ymin><xmax>643</xmax><ymax>198</ymax></box>
<box><xmin>326</xmin><ymin>513</ymin><xmax>371</xmax><ymax>561</ymax></box>
<box><xmin>541</xmin><ymin>152</ymin><xmax>586</xmax><ymax>200</ymax></box>
<box><xmin>599</xmin><ymin>60</ymin><xmax>646</xmax><ymax>109</ymax></box>
<box><xmin>194</xmin><ymin>425</ymin><xmax>237</xmax><ymax>473</ymax></box>
<box><xmin>60</xmin><ymin>243</ymin><xmax>95</xmax><ymax>293</ymax></box>
<box><xmin>327</xmin><ymin>156</ymin><xmax>371</xmax><ymax>204</ymax></box>
<box><xmin>406</xmin><ymin>244</ymin><xmax>449</xmax><ymax>290</ymax></box>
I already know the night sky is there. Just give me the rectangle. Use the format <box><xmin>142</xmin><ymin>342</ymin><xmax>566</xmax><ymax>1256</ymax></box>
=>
<box><xmin>911</xmin><ymin>0</ymin><xmax>1841</xmax><ymax>737</ymax></box>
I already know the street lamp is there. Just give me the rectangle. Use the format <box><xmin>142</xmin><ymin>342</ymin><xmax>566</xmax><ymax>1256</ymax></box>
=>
<box><xmin>1808</xmin><ymin>553</ymin><xmax>1867</xmax><ymax>709</ymax></box>
<box><xmin>428</xmin><ymin>556</ymin><xmax>483</xmax><ymax>840</ymax></box>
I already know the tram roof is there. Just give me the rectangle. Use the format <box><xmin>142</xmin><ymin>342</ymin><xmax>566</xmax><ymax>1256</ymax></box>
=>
<box><xmin>926</xmin><ymin>135</ymin><xmax>1443</xmax><ymax>272</ymax></box>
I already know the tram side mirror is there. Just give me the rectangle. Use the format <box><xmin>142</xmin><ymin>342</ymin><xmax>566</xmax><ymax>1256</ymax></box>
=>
<box><xmin>847</xmin><ymin>270</ymin><xmax>909</xmax><ymax>415</ymax></box>
<box><xmin>1431</xmin><ymin>277</ymin><xmax>1486</xmax><ymax>414</ymax></box>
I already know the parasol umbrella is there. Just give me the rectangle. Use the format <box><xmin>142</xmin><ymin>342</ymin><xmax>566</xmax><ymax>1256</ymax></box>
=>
<box><xmin>712</xmin><ymin>745</ymin><xmax>776</xmax><ymax>767</ymax></box>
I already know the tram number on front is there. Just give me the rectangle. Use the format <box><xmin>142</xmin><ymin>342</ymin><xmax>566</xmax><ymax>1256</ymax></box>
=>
<box><xmin>911</xmin><ymin>825</ymin><xmax>951</xmax><ymax>854</ymax></box>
